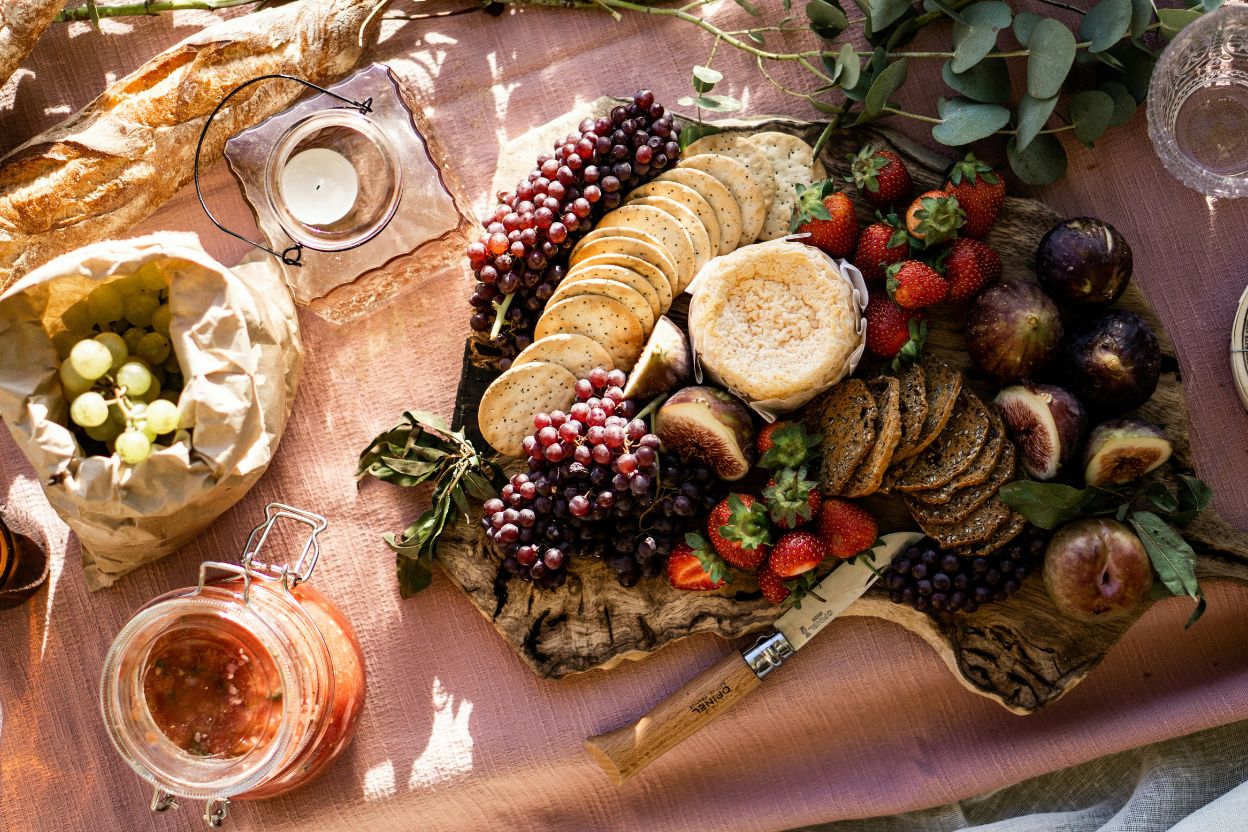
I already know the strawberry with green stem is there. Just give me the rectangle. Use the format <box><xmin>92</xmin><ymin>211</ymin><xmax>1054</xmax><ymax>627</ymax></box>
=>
<box><xmin>763</xmin><ymin>467</ymin><xmax>822</xmax><ymax>530</ymax></box>
<box><xmin>707</xmin><ymin>493</ymin><xmax>771</xmax><ymax>571</ymax></box>
<box><xmin>855</xmin><ymin>213</ymin><xmax>911</xmax><ymax>282</ymax></box>
<box><xmin>790</xmin><ymin>179</ymin><xmax>858</xmax><ymax>259</ymax></box>
<box><xmin>886</xmin><ymin>260</ymin><xmax>949</xmax><ymax>310</ymax></box>
<box><xmin>865</xmin><ymin>290</ymin><xmax>927</xmax><ymax>366</ymax></box>
<box><xmin>942</xmin><ymin>237</ymin><xmax>1002</xmax><ymax>303</ymax></box>
<box><xmin>769</xmin><ymin>530</ymin><xmax>828</xmax><ymax>578</ymax></box>
<box><xmin>904</xmin><ymin>190</ymin><xmax>965</xmax><ymax>247</ymax></box>
<box><xmin>943</xmin><ymin>153</ymin><xmax>1005</xmax><ymax>239</ymax></box>
<box><xmin>757</xmin><ymin>421</ymin><xmax>821</xmax><ymax>469</ymax></box>
<box><xmin>847</xmin><ymin>144</ymin><xmax>913</xmax><ymax>208</ymax></box>
<box><xmin>667</xmin><ymin>533</ymin><xmax>730</xmax><ymax>591</ymax></box>
<box><xmin>816</xmin><ymin>498</ymin><xmax>879</xmax><ymax>559</ymax></box>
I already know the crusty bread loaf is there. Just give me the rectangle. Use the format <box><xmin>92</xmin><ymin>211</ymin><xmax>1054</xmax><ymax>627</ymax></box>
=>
<box><xmin>0</xmin><ymin>1</ymin><xmax>65</xmax><ymax>88</ymax></box>
<box><xmin>0</xmin><ymin>0</ymin><xmax>390</xmax><ymax>291</ymax></box>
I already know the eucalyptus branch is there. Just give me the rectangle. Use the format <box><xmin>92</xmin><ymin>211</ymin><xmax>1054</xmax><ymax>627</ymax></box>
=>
<box><xmin>56</xmin><ymin>0</ymin><xmax>260</xmax><ymax>20</ymax></box>
<box><xmin>1034</xmin><ymin>0</ymin><xmax>1087</xmax><ymax>14</ymax></box>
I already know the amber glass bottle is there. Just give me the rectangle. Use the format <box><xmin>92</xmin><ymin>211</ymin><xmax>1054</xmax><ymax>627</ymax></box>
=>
<box><xmin>0</xmin><ymin>522</ymin><xmax>49</xmax><ymax>609</ymax></box>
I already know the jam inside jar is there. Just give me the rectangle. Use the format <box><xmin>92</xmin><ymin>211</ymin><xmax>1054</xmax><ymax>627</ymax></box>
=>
<box><xmin>100</xmin><ymin>505</ymin><xmax>365</xmax><ymax>826</ymax></box>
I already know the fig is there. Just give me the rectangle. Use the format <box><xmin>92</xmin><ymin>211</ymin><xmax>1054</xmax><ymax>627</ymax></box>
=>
<box><xmin>622</xmin><ymin>316</ymin><xmax>691</xmax><ymax>401</ymax></box>
<box><xmin>1043</xmin><ymin>518</ymin><xmax>1153</xmax><ymax>622</ymax></box>
<box><xmin>965</xmin><ymin>282</ymin><xmax>1063</xmax><ymax>382</ymax></box>
<box><xmin>1083</xmin><ymin>417</ymin><xmax>1172</xmax><ymax>486</ymax></box>
<box><xmin>1035</xmin><ymin>217</ymin><xmax>1133</xmax><ymax>309</ymax></box>
<box><xmin>994</xmin><ymin>383</ymin><xmax>1087</xmax><ymax>480</ymax></box>
<box><xmin>1063</xmin><ymin>311</ymin><xmax>1161</xmax><ymax>413</ymax></box>
<box><xmin>655</xmin><ymin>386</ymin><xmax>755</xmax><ymax>480</ymax></box>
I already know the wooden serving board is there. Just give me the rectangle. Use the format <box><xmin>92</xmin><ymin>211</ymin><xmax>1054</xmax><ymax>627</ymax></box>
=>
<box><xmin>439</xmin><ymin>102</ymin><xmax>1248</xmax><ymax>714</ymax></box>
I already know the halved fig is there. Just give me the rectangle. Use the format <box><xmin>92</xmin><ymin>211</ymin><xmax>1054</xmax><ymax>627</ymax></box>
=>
<box><xmin>622</xmin><ymin>316</ymin><xmax>691</xmax><ymax>401</ymax></box>
<box><xmin>655</xmin><ymin>386</ymin><xmax>755</xmax><ymax>480</ymax></box>
<box><xmin>994</xmin><ymin>383</ymin><xmax>1087</xmax><ymax>480</ymax></box>
<box><xmin>1083</xmin><ymin>417</ymin><xmax>1172</xmax><ymax>486</ymax></box>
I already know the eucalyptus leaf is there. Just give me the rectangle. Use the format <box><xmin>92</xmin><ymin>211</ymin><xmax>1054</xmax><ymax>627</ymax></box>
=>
<box><xmin>1071</xmin><ymin>89</ymin><xmax>1116</xmax><ymax>143</ymax></box>
<box><xmin>1015</xmin><ymin>92</ymin><xmax>1059</xmax><ymax>152</ymax></box>
<box><xmin>869</xmin><ymin>0</ymin><xmax>912</xmax><ymax>33</ymax></box>
<box><xmin>1007</xmin><ymin>133</ymin><xmax>1068</xmax><ymax>184</ymax></box>
<box><xmin>809</xmin><ymin>97</ymin><xmax>846</xmax><ymax>115</ymax></box>
<box><xmin>735</xmin><ymin>0</ymin><xmax>761</xmax><ymax>14</ymax></box>
<box><xmin>923</xmin><ymin>0</ymin><xmax>968</xmax><ymax>23</ymax></box>
<box><xmin>1078</xmin><ymin>0</ymin><xmax>1132</xmax><ymax>53</ymax></box>
<box><xmin>998</xmin><ymin>481</ymin><xmax>1094</xmax><ymax>529</ymax></box>
<box><xmin>951</xmin><ymin>1</ymin><xmax>1012</xmax><ymax>73</ymax></box>
<box><xmin>856</xmin><ymin>57</ymin><xmax>908</xmax><ymax>123</ymax></box>
<box><xmin>1130</xmin><ymin>511</ymin><xmax>1200</xmax><ymax>598</ymax></box>
<box><xmin>679</xmin><ymin>122</ymin><xmax>721</xmax><ymax>150</ymax></box>
<box><xmin>1099</xmin><ymin>81</ymin><xmax>1137</xmax><ymax>124</ymax></box>
<box><xmin>695</xmin><ymin>94</ymin><xmax>743</xmax><ymax>112</ymax></box>
<box><xmin>807</xmin><ymin>0</ymin><xmax>850</xmax><ymax>36</ymax></box>
<box><xmin>1129</xmin><ymin>0</ymin><xmax>1152</xmax><ymax>38</ymax></box>
<box><xmin>1205</xmin><ymin>0</ymin><xmax>1225</xmax><ymax>11</ymax></box>
<box><xmin>1090</xmin><ymin>49</ymin><xmax>1127</xmax><ymax>71</ymax></box>
<box><xmin>1027</xmin><ymin>17</ymin><xmax>1077</xmax><ymax>99</ymax></box>
<box><xmin>932</xmin><ymin>99</ymin><xmax>1011</xmax><ymax>145</ymax></box>
<box><xmin>692</xmin><ymin>64</ymin><xmax>723</xmax><ymax>94</ymax></box>
<box><xmin>1158</xmin><ymin>8</ymin><xmax>1202</xmax><ymax>38</ymax></box>
<box><xmin>942</xmin><ymin>57</ymin><xmax>1010</xmax><ymax>103</ymax></box>
<box><xmin>1111</xmin><ymin>41</ymin><xmax>1157</xmax><ymax>101</ymax></box>
<box><xmin>1013</xmin><ymin>10</ymin><xmax>1042</xmax><ymax>46</ymax></box>
<box><xmin>838</xmin><ymin>42</ymin><xmax>862</xmax><ymax>90</ymax></box>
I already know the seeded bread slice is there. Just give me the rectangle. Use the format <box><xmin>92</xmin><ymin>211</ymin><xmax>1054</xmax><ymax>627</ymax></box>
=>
<box><xmin>917</xmin><ymin>494</ymin><xmax>1012</xmax><ymax>549</ymax></box>
<box><xmin>894</xmin><ymin>356</ymin><xmax>962</xmax><ymax>464</ymax></box>
<box><xmin>891</xmin><ymin>392</ymin><xmax>991</xmax><ymax>493</ymax></box>
<box><xmin>806</xmin><ymin>379</ymin><xmax>877</xmax><ymax>495</ymax></box>
<box><xmin>953</xmin><ymin>512</ymin><xmax>1028</xmax><ymax>558</ymax></box>
<box><xmin>891</xmin><ymin>360</ymin><xmax>928</xmax><ymax>461</ymax></box>
<box><xmin>904</xmin><ymin>441</ymin><xmax>1017</xmax><ymax>525</ymax></box>
<box><xmin>842</xmin><ymin>376</ymin><xmax>902</xmax><ymax>498</ymax></box>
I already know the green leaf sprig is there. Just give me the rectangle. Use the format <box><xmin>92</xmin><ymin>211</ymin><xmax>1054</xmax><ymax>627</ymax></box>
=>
<box><xmin>999</xmin><ymin>475</ymin><xmax>1212</xmax><ymax>626</ymax></box>
<box><xmin>357</xmin><ymin>411</ymin><xmax>506</xmax><ymax>597</ymax></box>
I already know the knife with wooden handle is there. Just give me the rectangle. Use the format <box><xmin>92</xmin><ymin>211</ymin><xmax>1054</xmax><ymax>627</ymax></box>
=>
<box><xmin>584</xmin><ymin>531</ymin><xmax>923</xmax><ymax>784</ymax></box>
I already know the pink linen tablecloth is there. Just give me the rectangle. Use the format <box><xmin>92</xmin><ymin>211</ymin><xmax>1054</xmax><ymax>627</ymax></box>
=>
<box><xmin>2</xmin><ymin>6</ymin><xmax>1248</xmax><ymax>831</ymax></box>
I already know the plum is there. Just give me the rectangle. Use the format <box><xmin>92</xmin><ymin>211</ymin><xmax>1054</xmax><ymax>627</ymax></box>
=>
<box><xmin>1063</xmin><ymin>311</ymin><xmax>1161</xmax><ymax>413</ymax></box>
<box><xmin>965</xmin><ymin>282</ymin><xmax>1063</xmax><ymax>382</ymax></box>
<box><xmin>1036</xmin><ymin>217</ymin><xmax>1133</xmax><ymax>309</ymax></box>
<box><xmin>655</xmin><ymin>386</ymin><xmax>755</xmax><ymax>480</ymax></box>
<box><xmin>1083</xmin><ymin>418</ymin><xmax>1172</xmax><ymax>486</ymax></box>
<box><xmin>994</xmin><ymin>384</ymin><xmax>1087</xmax><ymax>480</ymax></box>
<box><xmin>1043</xmin><ymin>518</ymin><xmax>1153</xmax><ymax>622</ymax></box>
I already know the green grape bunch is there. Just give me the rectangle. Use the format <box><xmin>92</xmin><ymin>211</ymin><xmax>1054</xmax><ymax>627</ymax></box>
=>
<box><xmin>52</xmin><ymin>264</ymin><xmax>187</xmax><ymax>466</ymax></box>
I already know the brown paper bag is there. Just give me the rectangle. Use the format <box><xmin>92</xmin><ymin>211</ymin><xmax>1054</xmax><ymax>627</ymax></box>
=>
<box><xmin>0</xmin><ymin>233</ymin><xmax>302</xmax><ymax>589</ymax></box>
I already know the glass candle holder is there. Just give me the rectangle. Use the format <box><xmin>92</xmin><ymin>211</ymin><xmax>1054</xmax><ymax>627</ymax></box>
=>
<box><xmin>1148</xmin><ymin>4</ymin><xmax>1248</xmax><ymax>198</ymax></box>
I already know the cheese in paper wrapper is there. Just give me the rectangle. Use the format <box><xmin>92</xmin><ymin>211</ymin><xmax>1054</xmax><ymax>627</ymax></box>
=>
<box><xmin>0</xmin><ymin>233</ymin><xmax>302</xmax><ymax>589</ymax></box>
<box><xmin>686</xmin><ymin>238</ymin><xmax>868</xmax><ymax>420</ymax></box>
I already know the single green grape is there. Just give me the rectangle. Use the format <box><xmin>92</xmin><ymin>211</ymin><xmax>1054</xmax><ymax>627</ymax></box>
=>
<box><xmin>145</xmin><ymin>398</ymin><xmax>180</xmax><ymax>435</ymax></box>
<box><xmin>94</xmin><ymin>332</ymin><xmax>129</xmax><ymax>371</ymax></box>
<box><xmin>85</xmin><ymin>419</ymin><xmax>122</xmax><ymax>443</ymax></box>
<box><xmin>115</xmin><ymin>429</ymin><xmax>152</xmax><ymax>464</ymax></box>
<box><xmin>137</xmin><ymin>263</ymin><xmax>167</xmax><ymax>291</ymax></box>
<box><xmin>151</xmin><ymin>304</ymin><xmax>172</xmax><ymax>337</ymax></box>
<box><xmin>161</xmin><ymin>351</ymin><xmax>181</xmax><ymax>374</ymax></box>
<box><xmin>52</xmin><ymin>331</ymin><xmax>78</xmax><ymax>361</ymax></box>
<box><xmin>69</xmin><ymin>339</ymin><xmax>113</xmax><ymax>381</ymax></box>
<box><xmin>61</xmin><ymin>301</ymin><xmax>94</xmax><ymax>336</ymax></box>
<box><xmin>135</xmin><ymin>378</ymin><xmax>162</xmax><ymax>403</ymax></box>
<box><xmin>124</xmin><ymin>293</ymin><xmax>160</xmax><ymax>328</ymax></box>
<box><xmin>87</xmin><ymin>285</ymin><xmax>124</xmax><ymax>325</ymax></box>
<box><xmin>122</xmin><ymin>327</ymin><xmax>147</xmax><ymax>355</ymax></box>
<box><xmin>58</xmin><ymin>362</ymin><xmax>93</xmax><ymax>398</ymax></box>
<box><xmin>112</xmin><ymin>274</ymin><xmax>145</xmax><ymax>296</ymax></box>
<box><xmin>69</xmin><ymin>391</ymin><xmax>109</xmax><ymax>428</ymax></box>
<box><xmin>158</xmin><ymin>390</ymin><xmax>180</xmax><ymax>403</ymax></box>
<box><xmin>116</xmin><ymin>362</ymin><xmax>152</xmax><ymax>396</ymax></box>
<box><xmin>137</xmin><ymin>332</ymin><xmax>171</xmax><ymax>364</ymax></box>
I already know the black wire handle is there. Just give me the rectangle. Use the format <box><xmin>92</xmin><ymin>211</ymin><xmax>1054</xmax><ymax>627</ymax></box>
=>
<box><xmin>193</xmin><ymin>73</ymin><xmax>374</xmax><ymax>267</ymax></box>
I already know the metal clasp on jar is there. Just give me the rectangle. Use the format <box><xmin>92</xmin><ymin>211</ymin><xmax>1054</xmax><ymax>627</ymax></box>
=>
<box><xmin>192</xmin><ymin>503</ymin><xmax>328</xmax><ymax>604</ymax></box>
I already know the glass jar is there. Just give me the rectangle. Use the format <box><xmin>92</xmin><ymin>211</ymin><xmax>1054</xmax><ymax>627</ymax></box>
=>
<box><xmin>100</xmin><ymin>504</ymin><xmax>365</xmax><ymax>827</ymax></box>
<box><xmin>0</xmin><ymin>520</ymin><xmax>49</xmax><ymax>609</ymax></box>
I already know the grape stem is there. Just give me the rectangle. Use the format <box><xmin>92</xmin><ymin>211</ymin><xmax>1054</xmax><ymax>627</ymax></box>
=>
<box><xmin>488</xmin><ymin>292</ymin><xmax>514</xmax><ymax>341</ymax></box>
<box><xmin>55</xmin><ymin>0</ymin><xmax>261</xmax><ymax>22</ymax></box>
<box><xmin>633</xmin><ymin>392</ymin><xmax>668</xmax><ymax>425</ymax></box>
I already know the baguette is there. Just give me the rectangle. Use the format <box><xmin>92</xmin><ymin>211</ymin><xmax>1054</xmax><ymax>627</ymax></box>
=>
<box><xmin>0</xmin><ymin>1</ymin><xmax>65</xmax><ymax>88</ymax></box>
<box><xmin>0</xmin><ymin>0</ymin><xmax>390</xmax><ymax>290</ymax></box>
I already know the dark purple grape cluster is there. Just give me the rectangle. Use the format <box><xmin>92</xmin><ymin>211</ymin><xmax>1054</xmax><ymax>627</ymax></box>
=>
<box><xmin>882</xmin><ymin>527</ymin><xmax>1048</xmax><ymax>614</ymax></box>
<box><xmin>480</xmin><ymin>368</ymin><xmax>720</xmax><ymax>589</ymax></box>
<box><xmin>466</xmin><ymin>90</ymin><xmax>681</xmax><ymax>363</ymax></box>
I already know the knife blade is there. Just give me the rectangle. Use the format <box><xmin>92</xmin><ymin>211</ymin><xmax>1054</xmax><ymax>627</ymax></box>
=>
<box><xmin>584</xmin><ymin>531</ymin><xmax>924</xmax><ymax>784</ymax></box>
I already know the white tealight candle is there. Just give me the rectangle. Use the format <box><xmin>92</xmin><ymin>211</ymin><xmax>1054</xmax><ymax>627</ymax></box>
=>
<box><xmin>280</xmin><ymin>147</ymin><xmax>359</xmax><ymax>227</ymax></box>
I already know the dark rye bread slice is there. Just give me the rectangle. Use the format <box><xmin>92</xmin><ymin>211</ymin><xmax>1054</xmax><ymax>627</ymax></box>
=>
<box><xmin>953</xmin><ymin>512</ymin><xmax>1028</xmax><ymax>558</ymax></box>
<box><xmin>917</xmin><ymin>494</ymin><xmax>1013</xmax><ymax>549</ymax></box>
<box><xmin>842</xmin><ymin>376</ymin><xmax>902</xmax><ymax>498</ymax></box>
<box><xmin>805</xmin><ymin>379</ymin><xmax>877</xmax><ymax>495</ymax></box>
<box><xmin>907</xmin><ymin>441</ymin><xmax>1017</xmax><ymax>523</ymax></box>
<box><xmin>911</xmin><ymin>409</ymin><xmax>1008</xmax><ymax>505</ymax></box>
<box><xmin>890</xmin><ymin>392</ymin><xmax>992</xmax><ymax>493</ymax></box>
<box><xmin>893</xmin><ymin>355</ymin><xmax>961</xmax><ymax>464</ymax></box>
<box><xmin>890</xmin><ymin>361</ymin><xmax>928</xmax><ymax>461</ymax></box>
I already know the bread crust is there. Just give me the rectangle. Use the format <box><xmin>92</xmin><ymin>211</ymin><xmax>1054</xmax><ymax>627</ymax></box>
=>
<box><xmin>0</xmin><ymin>1</ymin><xmax>65</xmax><ymax>88</ymax></box>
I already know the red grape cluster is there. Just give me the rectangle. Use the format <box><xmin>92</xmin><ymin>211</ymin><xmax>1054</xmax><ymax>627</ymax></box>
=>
<box><xmin>481</xmin><ymin>368</ymin><xmax>722</xmax><ymax>588</ymax></box>
<box><xmin>882</xmin><ymin>528</ymin><xmax>1047</xmax><ymax>614</ymax></box>
<box><xmin>466</xmin><ymin>90</ymin><xmax>681</xmax><ymax>364</ymax></box>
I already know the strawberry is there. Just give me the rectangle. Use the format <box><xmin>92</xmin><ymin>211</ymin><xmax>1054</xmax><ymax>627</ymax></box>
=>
<box><xmin>943</xmin><ymin>237</ymin><xmax>1002</xmax><ymax>303</ymax></box>
<box><xmin>757</xmin><ymin>564</ymin><xmax>790</xmax><ymax>605</ymax></box>
<box><xmin>815</xmin><ymin>498</ymin><xmax>878</xmax><ymax>559</ymax></box>
<box><xmin>846</xmin><ymin>144</ymin><xmax>913</xmax><ymax>207</ymax></box>
<box><xmin>763</xmin><ymin>467</ymin><xmax>822</xmax><ymax>530</ymax></box>
<box><xmin>855</xmin><ymin>217</ymin><xmax>910</xmax><ymax>282</ymax></box>
<box><xmin>667</xmin><ymin>534</ymin><xmax>728</xmax><ymax>591</ymax></box>
<box><xmin>943</xmin><ymin>153</ymin><xmax>1004</xmax><ymax>239</ymax></box>
<box><xmin>768</xmin><ymin>531</ymin><xmax>828</xmax><ymax>578</ymax></box>
<box><xmin>790</xmin><ymin>180</ymin><xmax>858</xmax><ymax>258</ymax></box>
<box><xmin>756</xmin><ymin>421</ymin><xmax>821</xmax><ymax>469</ymax></box>
<box><xmin>865</xmin><ymin>291</ymin><xmax>927</xmax><ymax>363</ymax></box>
<box><xmin>707</xmin><ymin>494</ymin><xmax>771</xmax><ymax>571</ymax></box>
<box><xmin>904</xmin><ymin>190</ymin><xmax>965</xmax><ymax>247</ymax></box>
<box><xmin>886</xmin><ymin>260</ymin><xmax>949</xmax><ymax>310</ymax></box>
